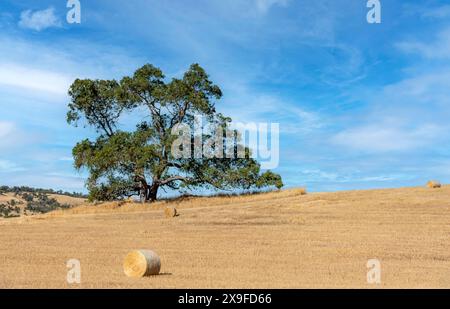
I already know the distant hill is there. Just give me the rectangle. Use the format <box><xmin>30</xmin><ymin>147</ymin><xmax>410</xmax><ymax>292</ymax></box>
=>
<box><xmin>0</xmin><ymin>186</ymin><xmax>87</xmax><ymax>218</ymax></box>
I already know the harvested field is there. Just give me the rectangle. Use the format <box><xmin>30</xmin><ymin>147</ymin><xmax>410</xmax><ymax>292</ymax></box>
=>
<box><xmin>0</xmin><ymin>186</ymin><xmax>449</xmax><ymax>288</ymax></box>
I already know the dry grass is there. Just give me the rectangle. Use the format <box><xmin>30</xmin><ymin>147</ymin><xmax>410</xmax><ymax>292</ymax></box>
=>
<box><xmin>48</xmin><ymin>194</ymin><xmax>87</xmax><ymax>207</ymax></box>
<box><xmin>0</xmin><ymin>193</ymin><xmax>22</xmax><ymax>204</ymax></box>
<box><xmin>0</xmin><ymin>186</ymin><xmax>449</xmax><ymax>288</ymax></box>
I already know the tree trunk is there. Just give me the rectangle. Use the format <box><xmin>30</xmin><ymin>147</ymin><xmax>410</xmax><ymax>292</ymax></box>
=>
<box><xmin>139</xmin><ymin>180</ymin><xmax>149</xmax><ymax>204</ymax></box>
<box><xmin>134</xmin><ymin>173</ymin><xmax>149</xmax><ymax>204</ymax></box>
<box><xmin>139</xmin><ymin>188</ymin><xmax>146</xmax><ymax>204</ymax></box>
<box><xmin>146</xmin><ymin>184</ymin><xmax>159</xmax><ymax>203</ymax></box>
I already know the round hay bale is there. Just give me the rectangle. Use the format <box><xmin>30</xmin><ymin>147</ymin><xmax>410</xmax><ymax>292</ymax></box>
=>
<box><xmin>295</xmin><ymin>188</ymin><xmax>307</xmax><ymax>196</ymax></box>
<box><xmin>123</xmin><ymin>250</ymin><xmax>161</xmax><ymax>278</ymax></box>
<box><xmin>164</xmin><ymin>207</ymin><xmax>178</xmax><ymax>218</ymax></box>
<box><xmin>427</xmin><ymin>180</ymin><xmax>442</xmax><ymax>189</ymax></box>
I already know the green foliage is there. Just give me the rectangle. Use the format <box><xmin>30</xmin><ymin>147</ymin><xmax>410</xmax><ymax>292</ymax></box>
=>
<box><xmin>22</xmin><ymin>192</ymin><xmax>71</xmax><ymax>214</ymax></box>
<box><xmin>21</xmin><ymin>192</ymin><xmax>34</xmax><ymax>202</ymax></box>
<box><xmin>68</xmin><ymin>63</ymin><xmax>283</xmax><ymax>202</ymax></box>
<box><xmin>0</xmin><ymin>200</ymin><xmax>22</xmax><ymax>218</ymax></box>
<box><xmin>87</xmin><ymin>177</ymin><xmax>135</xmax><ymax>202</ymax></box>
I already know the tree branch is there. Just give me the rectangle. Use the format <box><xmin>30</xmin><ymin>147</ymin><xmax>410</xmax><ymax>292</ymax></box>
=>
<box><xmin>158</xmin><ymin>176</ymin><xmax>187</xmax><ymax>186</ymax></box>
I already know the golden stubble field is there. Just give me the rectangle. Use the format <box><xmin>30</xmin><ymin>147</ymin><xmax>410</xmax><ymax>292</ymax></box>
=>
<box><xmin>0</xmin><ymin>186</ymin><xmax>449</xmax><ymax>288</ymax></box>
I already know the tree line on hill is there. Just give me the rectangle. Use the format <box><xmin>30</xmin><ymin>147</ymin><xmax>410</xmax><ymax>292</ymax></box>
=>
<box><xmin>0</xmin><ymin>186</ymin><xmax>86</xmax><ymax>198</ymax></box>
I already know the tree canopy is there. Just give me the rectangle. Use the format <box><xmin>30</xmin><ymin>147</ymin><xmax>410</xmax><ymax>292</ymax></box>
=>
<box><xmin>67</xmin><ymin>63</ymin><xmax>283</xmax><ymax>202</ymax></box>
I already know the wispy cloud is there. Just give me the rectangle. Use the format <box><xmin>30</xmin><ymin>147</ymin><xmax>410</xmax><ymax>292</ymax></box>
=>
<box><xmin>4</xmin><ymin>173</ymin><xmax>85</xmax><ymax>191</ymax></box>
<box><xmin>332</xmin><ymin>124</ymin><xmax>442</xmax><ymax>153</ymax></box>
<box><xmin>298</xmin><ymin>168</ymin><xmax>408</xmax><ymax>183</ymax></box>
<box><xmin>0</xmin><ymin>121</ymin><xmax>15</xmax><ymax>140</ymax></box>
<box><xmin>0</xmin><ymin>63</ymin><xmax>72</xmax><ymax>95</ymax></box>
<box><xmin>218</xmin><ymin>82</ymin><xmax>323</xmax><ymax>135</ymax></box>
<box><xmin>0</xmin><ymin>121</ymin><xmax>22</xmax><ymax>151</ymax></box>
<box><xmin>255</xmin><ymin>0</ymin><xmax>290</xmax><ymax>14</ymax></box>
<box><xmin>0</xmin><ymin>160</ymin><xmax>25</xmax><ymax>173</ymax></box>
<box><xmin>59</xmin><ymin>157</ymin><xmax>74</xmax><ymax>162</ymax></box>
<box><xmin>332</xmin><ymin>22</ymin><xmax>450</xmax><ymax>155</ymax></box>
<box><xmin>0</xmin><ymin>33</ymin><xmax>145</xmax><ymax>97</ymax></box>
<box><xmin>0</xmin><ymin>121</ymin><xmax>38</xmax><ymax>154</ymax></box>
<box><xmin>396</xmin><ymin>27</ymin><xmax>450</xmax><ymax>59</ymax></box>
<box><xmin>421</xmin><ymin>5</ymin><xmax>450</xmax><ymax>19</ymax></box>
<box><xmin>19</xmin><ymin>7</ymin><xmax>61</xmax><ymax>31</ymax></box>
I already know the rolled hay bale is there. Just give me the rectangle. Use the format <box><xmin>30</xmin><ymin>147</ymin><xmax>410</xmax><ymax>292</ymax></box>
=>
<box><xmin>294</xmin><ymin>188</ymin><xmax>307</xmax><ymax>196</ymax></box>
<box><xmin>123</xmin><ymin>250</ymin><xmax>161</xmax><ymax>278</ymax></box>
<box><xmin>427</xmin><ymin>180</ymin><xmax>442</xmax><ymax>189</ymax></box>
<box><xmin>164</xmin><ymin>207</ymin><xmax>178</xmax><ymax>218</ymax></box>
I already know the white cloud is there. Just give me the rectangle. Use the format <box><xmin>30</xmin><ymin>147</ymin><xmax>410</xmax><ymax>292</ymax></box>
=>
<box><xmin>0</xmin><ymin>121</ymin><xmax>15</xmax><ymax>140</ymax></box>
<box><xmin>295</xmin><ymin>168</ymin><xmax>408</xmax><ymax>184</ymax></box>
<box><xmin>359</xmin><ymin>176</ymin><xmax>399</xmax><ymax>182</ymax></box>
<box><xmin>421</xmin><ymin>5</ymin><xmax>450</xmax><ymax>19</ymax></box>
<box><xmin>318</xmin><ymin>44</ymin><xmax>366</xmax><ymax>86</ymax></box>
<box><xmin>0</xmin><ymin>160</ymin><xmax>25</xmax><ymax>173</ymax></box>
<box><xmin>2</xmin><ymin>172</ymin><xmax>86</xmax><ymax>192</ymax></box>
<box><xmin>255</xmin><ymin>0</ymin><xmax>289</xmax><ymax>14</ymax></box>
<box><xmin>19</xmin><ymin>7</ymin><xmax>61</xmax><ymax>31</ymax></box>
<box><xmin>300</xmin><ymin>169</ymin><xmax>339</xmax><ymax>182</ymax></box>
<box><xmin>396</xmin><ymin>27</ymin><xmax>450</xmax><ymax>59</ymax></box>
<box><xmin>59</xmin><ymin>157</ymin><xmax>74</xmax><ymax>162</ymax></box>
<box><xmin>332</xmin><ymin>124</ymin><xmax>442</xmax><ymax>153</ymax></box>
<box><xmin>333</xmin><ymin>26</ymin><xmax>450</xmax><ymax>155</ymax></box>
<box><xmin>18</xmin><ymin>174</ymin><xmax>85</xmax><ymax>191</ymax></box>
<box><xmin>0</xmin><ymin>121</ymin><xmax>34</xmax><ymax>155</ymax></box>
<box><xmin>382</xmin><ymin>71</ymin><xmax>450</xmax><ymax>104</ymax></box>
<box><xmin>0</xmin><ymin>63</ymin><xmax>72</xmax><ymax>95</ymax></box>
<box><xmin>0</xmin><ymin>35</ymin><xmax>145</xmax><ymax>97</ymax></box>
<box><xmin>218</xmin><ymin>82</ymin><xmax>323</xmax><ymax>135</ymax></box>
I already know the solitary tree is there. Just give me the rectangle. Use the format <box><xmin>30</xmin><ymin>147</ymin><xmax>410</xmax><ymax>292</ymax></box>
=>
<box><xmin>68</xmin><ymin>63</ymin><xmax>283</xmax><ymax>202</ymax></box>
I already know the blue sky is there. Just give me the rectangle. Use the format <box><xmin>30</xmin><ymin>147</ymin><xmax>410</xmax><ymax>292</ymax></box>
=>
<box><xmin>1</xmin><ymin>0</ymin><xmax>450</xmax><ymax>193</ymax></box>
